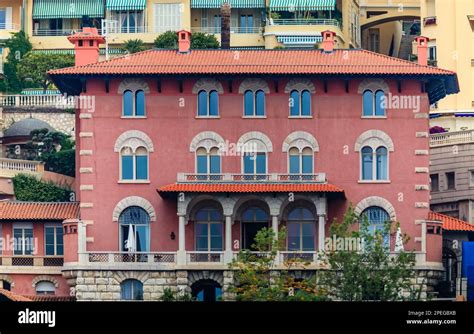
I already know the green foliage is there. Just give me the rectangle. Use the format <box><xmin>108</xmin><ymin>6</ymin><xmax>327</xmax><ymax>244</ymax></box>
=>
<box><xmin>154</xmin><ymin>31</ymin><xmax>219</xmax><ymax>49</ymax></box>
<box><xmin>229</xmin><ymin>227</ymin><xmax>328</xmax><ymax>301</ymax></box>
<box><xmin>318</xmin><ymin>207</ymin><xmax>419</xmax><ymax>301</ymax></box>
<box><xmin>7</xmin><ymin>129</ymin><xmax>75</xmax><ymax>177</ymax></box>
<box><xmin>160</xmin><ymin>288</ymin><xmax>195</xmax><ymax>301</ymax></box>
<box><xmin>0</xmin><ymin>31</ymin><xmax>32</xmax><ymax>93</ymax></box>
<box><xmin>17</xmin><ymin>53</ymin><xmax>74</xmax><ymax>92</ymax></box>
<box><xmin>12</xmin><ymin>174</ymin><xmax>72</xmax><ymax>202</ymax></box>
<box><xmin>122</xmin><ymin>39</ymin><xmax>147</xmax><ymax>54</ymax></box>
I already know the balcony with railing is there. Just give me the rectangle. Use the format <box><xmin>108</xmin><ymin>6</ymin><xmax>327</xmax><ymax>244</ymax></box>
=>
<box><xmin>0</xmin><ymin>255</ymin><xmax>64</xmax><ymax>272</ymax></box>
<box><xmin>177</xmin><ymin>173</ymin><xmax>327</xmax><ymax>183</ymax></box>
<box><xmin>0</xmin><ymin>158</ymin><xmax>44</xmax><ymax>178</ymax></box>
<box><xmin>0</xmin><ymin>94</ymin><xmax>75</xmax><ymax>108</ymax></box>
<box><xmin>430</xmin><ymin>130</ymin><xmax>474</xmax><ymax>147</ymax></box>
<box><xmin>269</xmin><ymin>18</ymin><xmax>341</xmax><ymax>28</ymax></box>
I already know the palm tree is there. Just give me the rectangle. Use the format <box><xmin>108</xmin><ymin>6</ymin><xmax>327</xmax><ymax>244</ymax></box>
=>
<box><xmin>122</xmin><ymin>39</ymin><xmax>147</xmax><ymax>54</ymax></box>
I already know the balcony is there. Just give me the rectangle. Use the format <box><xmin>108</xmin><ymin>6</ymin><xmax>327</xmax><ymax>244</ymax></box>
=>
<box><xmin>0</xmin><ymin>158</ymin><xmax>44</xmax><ymax>178</ymax></box>
<box><xmin>0</xmin><ymin>94</ymin><xmax>75</xmax><ymax>108</ymax></box>
<box><xmin>430</xmin><ymin>130</ymin><xmax>474</xmax><ymax>147</ymax></box>
<box><xmin>270</xmin><ymin>18</ymin><xmax>341</xmax><ymax>28</ymax></box>
<box><xmin>177</xmin><ymin>173</ymin><xmax>327</xmax><ymax>183</ymax></box>
<box><xmin>0</xmin><ymin>255</ymin><xmax>64</xmax><ymax>274</ymax></box>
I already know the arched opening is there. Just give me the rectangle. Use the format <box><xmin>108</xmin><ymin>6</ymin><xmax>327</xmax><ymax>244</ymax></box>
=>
<box><xmin>239</xmin><ymin>204</ymin><xmax>270</xmax><ymax>250</ymax></box>
<box><xmin>191</xmin><ymin>279</ymin><xmax>222</xmax><ymax>302</ymax></box>
<box><xmin>120</xmin><ymin>279</ymin><xmax>143</xmax><ymax>300</ymax></box>
<box><xmin>35</xmin><ymin>281</ymin><xmax>56</xmax><ymax>295</ymax></box>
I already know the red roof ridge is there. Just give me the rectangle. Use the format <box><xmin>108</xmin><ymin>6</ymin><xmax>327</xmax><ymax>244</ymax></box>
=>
<box><xmin>428</xmin><ymin>211</ymin><xmax>474</xmax><ymax>231</ymax></box>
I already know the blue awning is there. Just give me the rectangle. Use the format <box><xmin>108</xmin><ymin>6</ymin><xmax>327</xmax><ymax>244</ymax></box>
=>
<box><xmin>270</xmin><ymin>0</ymin><xmax>336</xmax><ymax>11</ymax></box>
<box><xmin>106</xmin><ymin>0</ymin><xmax>146</xmax><ymax>11</ymax></box>
<box><xmin>191</xmin><ymin>0</ymin><xmax>266</xmax><ymax>8</ymax></box>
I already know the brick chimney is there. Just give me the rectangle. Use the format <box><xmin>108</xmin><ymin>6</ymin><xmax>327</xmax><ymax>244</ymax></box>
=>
<box><xmin>321</xmin><ymin>30</ymin><xmax>336</xmax><ymax>53</ymax></box>
<box><xmin>68</xmin><ymin>27</ymin><xmax>105</xmax><ymax>66</ymax></box>
<box><xmin>415</xmin><ymin>36</ymin><xmax>429</xmax><ymax>66</ymax></box>
<box><xmin>178</xmin><ymin>30</ymin><xmax>191</xmax><ymax>53</ymax></box>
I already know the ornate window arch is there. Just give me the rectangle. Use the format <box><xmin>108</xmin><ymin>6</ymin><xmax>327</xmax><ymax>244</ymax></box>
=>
<box><xmin>193</xmin><ymin>78</ymin><xmax>223</xmax><ymax>117</ymax></box>
<box><xmin>112</xmin><ymin>196</ymin><xmax>156</xmax><ymax>222</ymax></box>
<box><xmin>190</xmin><ymin>132</ymin><xmax>225</xmax><ymax>175</ymax></box>
<box><xmin>240</xmin><ymin>79</ymin><xmax>270</xmax><ymax>117</ymax></box>
<box><xmin>358</xmin><ymin>79</ymin><xmax>390</xmax><ymax>117</ymax></box>
<box><xmin>237</xmin><ymin>131</ymin><xmax>273</xmax><ymax>153</ymax></box>
<box><xmin>118</xmin><ymin>79</ymin><xmax>150</xmax><ymax>117</ymax></box>
<box><xmin>32</xmin><ymin>275</ymin><xmax>59</xmax><ymax>288</ymax></box>
<box><xmin>283</xmin><ymin>132</ymin><xmax>319</xmax><ymax>175</ymax></box>
<box><xmin>282</xmin><ymin>131</ymin><xmax>319</xmax><ymax>153</ymax></box>
<box><xmin>355</xmin><ymin>130</ymin><xmax>392</xmax><ymax>181</ymax></box>
<box><xmin>189</xmin><ymin>131</ymin><xmax>225</xmax><ymax>153</ymax></box>
<box><xmin>354</xmin><ymin>196</ymin><xmax>397</xmax><ymax>221</ymax></box>
<box><xmin>115</xmin><ymin>131</ymin><xmax>153</xmax><ymax>181</ymax></box>
<box><xmin>238</xmin><ymin>132</ymin><xmax>272</xmax><ymax>176</ymax></box>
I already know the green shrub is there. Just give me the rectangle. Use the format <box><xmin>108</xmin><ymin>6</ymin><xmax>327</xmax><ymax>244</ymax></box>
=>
<box><xmin>12</xmin><ymin>174</ymin><xmax>73</xmax><ymax>202</ymax></box>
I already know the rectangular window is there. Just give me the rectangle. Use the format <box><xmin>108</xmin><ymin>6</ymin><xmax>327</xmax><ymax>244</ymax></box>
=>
<box><xmin>446</xmin><ymin>172</ymin><xmax>455</xmax><ymax>190</ymax></box>
<box><xmin>287</xmin><ymin>222</ymin><xmax>315</xmax><ymax>251</ymax></box>
<box><xmin>255</xmin><ymin>153</ymin><xmax>266</xmax><ymax>174</ymax></box>
<box><xmin>13</xmin><ymin>226</ymin><xmax>34</xmax><ymax>255</ymax></box>
<box><xmin>302</xmin><ymin>155</ymin><xmax>313</xmax><ymax>174</ymax></box>
<box><xmin>430</xmin><ymin>174</ymin><xmax>439</xmax><ymax>192</ymax></box>
<box><xmin>135</xmin><ymin>156</ymin><xmax>148</xmax><ymax>180</ymax></box>
<box><xmin>0</xmin><ymin>9</ymin><xmax>5</xmax><ymax>28</ymax></box>
<box><xmin>195</xmin><ymin>222</ymin><xmax>223</xmax><ymax>252</ymax></box>
<box><xmin>121</xmin><ymin>156</ymin><xmax>134</xmax><ymax>180</ymax></box>
<box><xmin>45</xmin><ymin>225</ymin><xmax>63</xmax><ymax>256</ymax></box>
<box><xmin>243</xmin><ymin>154</ymin><xmax>254</xmax><ymax>174</ymax></box>
<box><xmin>197</xmin><ymin>155</ymin><xmax>208</xmax><ymax>174</ymax></box>
<box><xmin>289</xmin><ymin>155</ymin><xmax>300</xmax><ymax>174</ymax></box>
<box><xmin>154</xmin><ymin>3</ymin><xmax>182</xmax><ymax>33</ymax></box>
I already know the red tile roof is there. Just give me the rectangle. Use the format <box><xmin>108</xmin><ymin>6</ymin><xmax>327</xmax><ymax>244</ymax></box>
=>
<box><xmin>0</xmin><ymin>289</ymin><xmax>32</xmax><ymax>301</ymax></box>
<box><xmin>49</xmin><ymin>49</ymin><xmax>455</xmax><ymax>76</ymax></box>
<box><xmin>158</xmin><ymin>183</ymin><xmax>344</xmax><ymax>194</ymax></box>
<box><xmin>0</xmin><ymin>201</ymin><xmax>79</xmax><ymax>220</ymax></box>
<box><xmin>23</xmin><ymin>295</ymin><xmax>76</xmax><ymax>302</ymax></box>
<box><xmin>429</xmin><ymin>211</ymin><xmax>474</xmax><ymax>232</ymax></box>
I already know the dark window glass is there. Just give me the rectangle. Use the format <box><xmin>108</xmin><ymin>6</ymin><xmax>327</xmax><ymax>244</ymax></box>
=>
<box><xmin>135</xmin><ymin>90</ymin><xmax>145</xmax><ymax>116</ymax></box>
<box><xmin>123</xmin><ymin>90</ymin><xmax>133</xmax><ymax>116</ymax></box>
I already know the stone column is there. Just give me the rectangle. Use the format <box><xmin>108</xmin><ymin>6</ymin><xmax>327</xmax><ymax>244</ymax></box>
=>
<box><xmin>318</xmin><ymin>214</ymin><xmax>326</xmax><ymax>252</ymax></box>
<box><xmin>224</xmin><ymin>215</ymin><xmax>233</xmax><ymax>263</ymax></box>
<box><xmin>177</xmin><ymin>214</ymin><xmax>187</xmax><ymax>265</ymax></box>
<box><xmin>272</xmin><ymin>215</ymin><xmax>280</xmax><ymax>265</ymax></box>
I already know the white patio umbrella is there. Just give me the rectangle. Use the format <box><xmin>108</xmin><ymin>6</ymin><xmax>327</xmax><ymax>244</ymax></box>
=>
<box><xmin>125</xmin><ymin>224</ymin><xmax>136</xmax><ymax>253</ymax></box>
<box><xmin>394</xmin><ymin>227</ymin><xmax>404</xmax><ymax>252</ymax></box>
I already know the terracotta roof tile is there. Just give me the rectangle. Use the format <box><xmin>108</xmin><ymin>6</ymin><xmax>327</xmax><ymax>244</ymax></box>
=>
<box><xmin>23</xmin><ymin>295</ymin><xmax>76</xmax><ymax>302</ymax></box>
<box><xmin>0</xmin><ymin>289</ymin><xmax>32</xmax><ymax>301</ymax></box>
<box><xmin>158</xmin><ymin>183</ymin><xmax>344</xmax><ymax>193</ymax></box>
<box><xmin>49</xmin><ymin>49</ymin><xmax>455</xmax><ymax>76</ymax></box>
<box><xmin>428</xmin><ymin>211</ymin><xmax>474</xmax><ymax>232</ymax></box>
<box><xmin>0</xmin><ymin>201</ymin><xmax>80</xmax><ymax>220</ymax></box>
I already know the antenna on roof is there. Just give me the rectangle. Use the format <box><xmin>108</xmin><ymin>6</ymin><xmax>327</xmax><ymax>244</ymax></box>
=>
<box><xmin>101</xmin><ymin>19</ymin><xmax>117</xmax><ymax>60</ymax></box>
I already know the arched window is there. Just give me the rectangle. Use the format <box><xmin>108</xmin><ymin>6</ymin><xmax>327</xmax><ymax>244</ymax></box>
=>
<box><xmin>192</xmin><ymin>279</ymin><xmax>222</xmax><ymax>302</ymax></box>
<box><xmin>135</xmin><ymin>90</ymin><xmax>145</xmax><ymax>116</ymax></box>
<box><xmin>287</xmin><ymin>207</ymin><xmax>315</xmax><ymax>251</ymax></box>
<box><xmin>35</xmin><ymin>281</ymin><xmax>55</xmax><ymax>295</ymax></box>
<box><xmin>120</xmin><ymin>146</ymin><xmax>148</xmax><ymax>181</ymax></box>
<box><xmin>360</xmin><ymin>206</ymin><xmax>390</xmax><ymax>247</ymax></box>
<box><xmin>198</xmin><ymin>90</ymin><xmax>219</xmax><ymax>117</ymax></box>
<box><xmin>123</xmin><ymin>89</ymin><xmax>146</xmax><ymax>117</ymax></box>
<box><xmin>362</xmin><ymin>89</ymin><xmax>386</xmax><ymax>117</ymax></box>
<box><xmin>121</xmin><ymin>279</ymin><xmax>143</xmax><ymax>300</ymax></box>
<box><xmin>290</xmin><ymin>90</ymin><xmax>311</xmax><ymax>117</ymax></box>
<box><xmin>244</xmin><ymin>90</ymin><xmax>266</xmax><ymax>117</ymax></box>
<box><xmin>196</xmin><ymin>147</ymin><xmax>221</xmax><ymax>175</ymax></box>
<box><xmin>195</xmin><ymin>207</ymin><xmax>223</xmax><ymax>253</ymax></box>
<box><xmin>119</xmin><ymin>206</ymin><xmax>150</xmax><ymax>252</ymax></box>
<box><xmin>241</xmin><ymin>206</ymin><xmax>269</xmax><ymax>249</ymax></box>
<box><xmin>361</xmin><ymin>146</ymin><xmax>388</xmax><ymax>181</ymax></box>
<box><xmin>289</xmin><ymin>147</ymin><xmax>313</xmax><ymax>174</ymax></box>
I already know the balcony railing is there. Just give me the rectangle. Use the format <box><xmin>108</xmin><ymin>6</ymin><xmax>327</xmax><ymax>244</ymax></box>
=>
<box><xmin>0</xmin><ymin>23</ymin><xmax>20</xmax><ymax>30</ymax></box>
<box><xmin>177</xmin><ymin>173</ymin><xmax>327</xmax><ymax>183</ymax></box>
<box><xmin>0</xmin><ymin>94</ymin><xmax>74</xmax><ymax>108</ymax></box>
<box><xmin>187</xmin><ymin>251</ymin><xmax>224</xmax><ymax>263</ymax></box>
<box><xmin>280</xmin><ymin>251</ymin><xmax>318</xmax><ymax>263</ymax></box>
<box><xmin>269</xmin><ymin>18</ymin><xmax>341</xmax><ymax>28</ymax></box>
<box><xmin>430</xmin><ymin>130</ymin><xmax>474</xmax><ymax>147</ymax></box>
<box><xmin>191</xmin><ymin>26</ymin><xmax>261</xmax><ymax>34</ymax></box>
<box><xmin>86</xmin><ymin>251</ymin><xmax>176</xmax><ymax>264</ymax></box>
<box><xmin>0</xmin><ymin>255</ymin><xmax>63</xmax><ymax>267</ymax></box>
<box><xmin>0</xmin><ymin>158</ymin><xmax>44</xmax><ymax>173</ymax></box>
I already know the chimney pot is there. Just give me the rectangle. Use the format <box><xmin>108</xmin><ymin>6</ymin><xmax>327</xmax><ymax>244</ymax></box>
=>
<box><xmin>177</xmin><ymin>30</ymin><xmax>191</xmax><ymax>53</ymax></box>
<box><xmin>68</xmin><ymin>27</ymin><xmax>105</xmax><ymax>66</ymax></box>
<box><xmin>415</xmin><ymin>36</ymin><xmax>429</xmax><ymax>66</ymax></box>
<box><xmin>321</xmin><ymin>30</ymin><xmax>336</xmax><ymax>53</ymax></box>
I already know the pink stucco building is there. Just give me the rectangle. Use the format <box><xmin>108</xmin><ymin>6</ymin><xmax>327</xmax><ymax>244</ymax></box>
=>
<box><xmin>9</xmin><ymin>28</ymin><xmax>454</xmax><ymax>301</ymax></box>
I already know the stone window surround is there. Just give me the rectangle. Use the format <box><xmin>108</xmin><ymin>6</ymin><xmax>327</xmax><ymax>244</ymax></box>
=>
<box><xmin>282</xmin><ymin>131</ymin><xmax>319</xmax><ymax>153</ymax></box>
<box><xmin>189</xmin><ymin>131</ymin><xmax>226</xmax><ymax>153</ymax></box>
<box><xmin>238</xmin><ymin>78</ymin><xmax>271</xmax><ymax>94</ymax></box>
<box><xmin>192</xmin><ymin>78</ymin><xmax>224</xmax><ymax>94</ymax></box>
<box><xmin>112</xmin><ymin>196</ymin><xmax>157</xmax><ymax>222</ymax></box>
<box><xmin>354</xmin><ymin>130</ymin><xmax>394</xmax><ymax>152</ymax></box>
<box><xmin>118</xmin><ymin>78</ymin><xmax>150</xmax><ymax>118</ymax></box>
<box><xmin>32</xmin><ymin>275</ymin><xmax>59</xmax><ymax>288</ymax></box>
<box><xmin>237</xmin><ymin>131</ymin><xmax>273</xmax><ymax>153</ymax></box>
<box><xmin>114</xmin><ymin>130</ymin><xmax>154</xmax><ymax>153</ymax></box>
<box><xmin>354</xmin><ymin>196</ymin><xmax>397</xmax><ymax>221</ymax></box>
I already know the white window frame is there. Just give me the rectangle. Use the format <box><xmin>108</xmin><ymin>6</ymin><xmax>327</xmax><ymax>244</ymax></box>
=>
<box><xmin>359</xmin><ymin>145</ymin><xmax>390</xmax><ymax>183</ymax></box>
<box><xmin>153</xmin><ymin>3</ymin><xmax>183</xmax><ymax>33</ymax></box>
<box><xmin>241</xmin><ymin>151</ymin><xmax>268</xmax><ymax>175</ymax></box>
<box><xmin>195</xmin><ymin>147</ymin><xmax>222</xmax><ymax>174</ymax></box>
<box><xmin>122</xmin><ymin>89</ymin><xmax>146</xmax><ymax>118</ymax></box>
<box><xmin>287</xmin><ymin>147</ymin><xmax>314</xmax><ymax>174</ymax></box>
<box><xmin>12</xmin><ymin>223</ymin><xmax>34</xmax><ymax>255</ymax></box>
<box><xmin>119</xmin><ymin>146</ymin><xmax>150</xmax><ymax>183</ymax></box>
<box><xmin>361</xmin><ymin>89</ymin><xmax>387</xmax><ymax>118</ymax></box>
<box><xmin>44</xmin><ymin>223</ymin><xmax>63</xmax><ymax>256</ymax></box>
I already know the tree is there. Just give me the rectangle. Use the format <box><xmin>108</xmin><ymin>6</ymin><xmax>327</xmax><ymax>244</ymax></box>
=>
<box><xmin>229</xmin><ymin>227</ymin><xmax>328</xmax><ymax>301</ymax></box>
<box><xmin>17</xmin><ymin>53</ymin><xmax>74</xmax><ymax>92</ymax></box>
<box><xmin>0</xmin><ymin>31</ymin><xmax>32</xmax><ymax>93</ymax></box>
<box><xmin>12</xmin><ymin>174</ymin><xmax>73</xmax><ymax>202</ymax></box>
<box><xmin>154</xmin><ymin>31</ymin><xmax>219</xmax><ymax>49</ymax></box>
<box><xmin>122</xmin><ymin>39</ymin><xmax>147</xmax><ymax>54</ymax></box>
<box><xmin>318</xmin><ymin>207</ymin><xmax>421</xmax><ymax>301</ymax></box>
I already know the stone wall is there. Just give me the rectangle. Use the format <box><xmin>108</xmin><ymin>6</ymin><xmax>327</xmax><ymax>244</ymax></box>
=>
<box><xmin>1</xmin><ymin>108</ymin><xmax>75</xmax><ymax>138</ymax></box>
